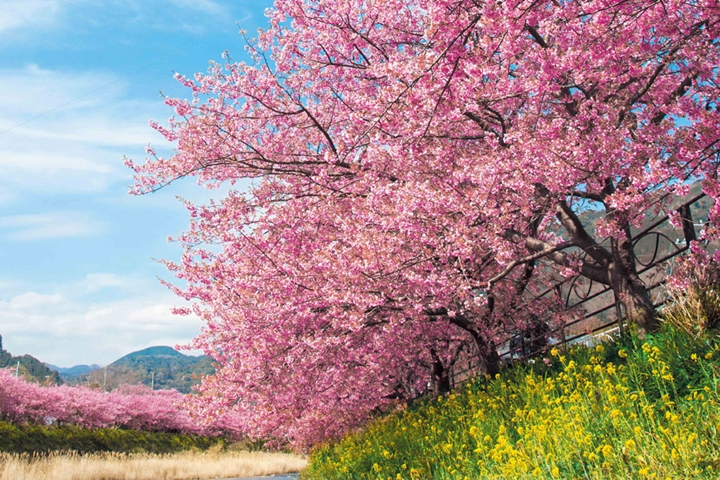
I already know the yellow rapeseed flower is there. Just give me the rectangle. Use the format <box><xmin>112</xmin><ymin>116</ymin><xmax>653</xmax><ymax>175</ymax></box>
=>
<box><xmin>600</xmin><ymin>444</ymin><xmax>612</xmax><ymax>457</ymax></box>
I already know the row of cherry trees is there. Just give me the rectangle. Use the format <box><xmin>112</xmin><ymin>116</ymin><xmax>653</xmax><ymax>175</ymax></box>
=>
<box><xmin>0</xmin><ymin>369</ymin><xmax>240</xmax><ymax>436</ymax></box>
<box><xmin>129</xmin><ymin>0</ymin><xmax>720</xmax><ymax>449</ymax></box>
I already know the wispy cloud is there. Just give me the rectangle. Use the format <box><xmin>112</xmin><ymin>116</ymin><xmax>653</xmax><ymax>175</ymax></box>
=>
<box><xmin>109</xmin><ymin>0</ymin><xmax>254</xmax><ymax>34</ymax></box>
<box><xmin>0</xmin><ymin>65</ymin><xmax>166</xmax><ymax>196</ymax></box>
<box><xmin>0</xmin><ymin>64</ymin><xmax>122</xmax><ymax>117</ymax></box>
<box><xmin>0</xmin><ymin>286</ymin><xmax>202</xmax><ymax>366</ymax></box>
<box><xmin>0</xmin><ymin>0</ymin><xmax>268</xmax><ymax>369</ymax></box>
<box><xmin>167</xmin><ymin>0</ymin><xmax>230</xmax><ymax>17</ymax></box>
<box><xmin>0</xmin><ymin>211</ymin><xmax>105</xmax><ymax>240</ymax></box>
<box><xmin>8</xmin><ymin>292</ymin><xmax>67</xmax><ymax>311</ymax></box>
<box><xmin>82</xmin><ymin>273</ymin><xmax>134</xmax><ymax>293</ymax></box>
<box><xmin>0</xmin><ymin>0</ymin><xmax>253</xmax><ymax>37</ymax></box>
<box><xmin>0</xmin><ymin>0</ymin><xmax>64</xmax><ymax>34</ymax></box>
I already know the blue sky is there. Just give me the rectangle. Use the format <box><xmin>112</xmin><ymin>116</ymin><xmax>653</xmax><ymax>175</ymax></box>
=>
<box><xmin>0</xmin><ymin>0</ymin><xmax>273</xmax><ymax>367</ymax></box>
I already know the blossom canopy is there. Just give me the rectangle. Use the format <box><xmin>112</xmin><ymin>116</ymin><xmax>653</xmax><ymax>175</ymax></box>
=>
<box><xmin>129</xmin><ymin>0</ymin><xmax>720</xmax><ymax>448</ymax></box>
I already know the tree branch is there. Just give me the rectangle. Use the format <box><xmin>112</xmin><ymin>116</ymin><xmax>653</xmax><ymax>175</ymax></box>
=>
<box><xmin>571</xmin><ymin>190</ymin><xmax>606</xmax><ymax>203</ymax></box>
<box><xmin>555</xmin><ymin>199</ymin><xmax>612</xmax><ymax>267</ymax></box>
<box><xmin>487</xmin><ymin>241</ymin><xmax>574</xmax><ymax>286</ymax></box>
<box><xmin>523</xmin><ymin>236</ymin><xmax>610</xmax><ymax>284</ymax></box>
<box><xmin>650</xmin><ymin>73</ymin><xmax>697</xmax><ymax>125</ymax></box>
<box><xmin>525</xmin><ymin>25</ymin><xmax>548</xmax><ymax>48</ymax></box>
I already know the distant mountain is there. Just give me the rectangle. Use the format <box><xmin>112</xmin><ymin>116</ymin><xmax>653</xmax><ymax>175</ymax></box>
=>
<box><xmin>115</xmin><ymin>345</ymin><xmax>185</xmax><ymax>360</ymax></box>
<box><xmin>45</xmin><ymin>363</ymin><xmax>101</xmax><ymax>380</ymax></box>
<box><xmin>66</xmin><ymin>345</ymin><xmax>215</xmax><ymax>393</ymax></box>
<box><xmin>106</xmin><ymin>346</ymin><xmax>215</xmax><ymax>393</ymax></box>
<box><xmin>0</xmin><ymin>334</ymin><xmax>62</xmax><ymax>385</ymax></box>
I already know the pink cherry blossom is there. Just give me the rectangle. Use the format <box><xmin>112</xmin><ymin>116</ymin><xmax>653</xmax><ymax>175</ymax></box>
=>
<box><xmin>128</xmin><ymin>0</ymin><xmax>720</xmax><ymax>449</ymax></box>
<box><xmin>0</xmin><ymin>369</ymin><xmax>241</xmax><ymax>436</ymax></box>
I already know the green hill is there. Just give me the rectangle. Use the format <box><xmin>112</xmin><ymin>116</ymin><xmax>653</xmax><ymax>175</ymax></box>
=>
<box><xmin>0</xmin><ymin>334</ymin><xmax>62</xmax><ymax>385</ymax></box>
<box><xmin>77</xmin><ymin>346</ymin><xmax>215</xmax><ymax>393</ymax></box>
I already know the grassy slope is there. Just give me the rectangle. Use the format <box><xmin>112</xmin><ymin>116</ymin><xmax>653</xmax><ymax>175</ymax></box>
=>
<box><xmin>305</xmin><ymin>324</ymin><xmax>720</xmax><ymax>479</ymax></box>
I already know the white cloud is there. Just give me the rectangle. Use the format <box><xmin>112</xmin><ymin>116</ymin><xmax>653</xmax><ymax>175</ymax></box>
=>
<box><xmin>82</xmin><ymin>273</ymin><xmax>133</xmax><ymax>293</ymax></box>
<box><xmin>8</xmin><ymin>292</ymin><xmax>67</xmax><ymax>311</ymax></box>
<box><xmin>168</xmin><ymin>0</ymin><xmax>229</xmax><ymax>17</ymax></box>
<box><xmin>0</xmin><ymin>285</ymin><xmax>203</xmax><ymax>366</ymax></box>
<box><xmin>0</xmin><ymin>65</ymin><xmax>167</xmax><ymax>196</ymax></box>
<box><xmin>0</xmin><ymin>0</ymin><xmax>64</xmax><ymax>33</ymax></box>
<box><xmin>0</xmin><ymin>0</ymin><xmax>251</xmax><ymax>37</ymax></box>
<box><xmin>111</xmin><ymin>0</ymin><xmax>252</xmax><ymax>34</ymax></box>
<box><xmin>0</xmin><ymin>65</ymin><xmax>122</xmax><ymax>117</ymax></box>
<box><xmin>0</xmin><ymin>211</ymin><xmax>106</xmax><ymax>240</ymax></box>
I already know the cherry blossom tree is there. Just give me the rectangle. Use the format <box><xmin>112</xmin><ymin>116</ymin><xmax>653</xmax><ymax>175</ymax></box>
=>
<box><xmin>128</xmin><ymin>0</ymin><xmax>720</xmax><ymax>448</ymax></box>
<box><xmin>0</xmin><ymin>369</ymin><xmax>228</xmax><ymax>435</ymax></box>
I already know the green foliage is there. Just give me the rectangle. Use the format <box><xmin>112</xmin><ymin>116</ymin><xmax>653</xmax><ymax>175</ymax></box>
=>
<box><xmin>0</xmin><ymin>422</ymin><xmax>225</xmax><ymax>455</ymax></box>
<box><xmin>305</xmin><ymin>323</ymin><xmax>720</xmax><ymax>479</ymax></box>
<box><xmin>80</xmin><ymin>346</ymin><xmax>215</xmax><ymax>393</ymax></box>
<box><xmin>0</xmin><ymin>335</ymin><xmax>61</xmax><ymax>385</ymax></box>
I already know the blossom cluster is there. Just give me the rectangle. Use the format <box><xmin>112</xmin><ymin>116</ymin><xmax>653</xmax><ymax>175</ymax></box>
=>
<box><xmin>0</xmin><ymin>369</ymin><xmax>238</xmax><ymax>436</ymax></box>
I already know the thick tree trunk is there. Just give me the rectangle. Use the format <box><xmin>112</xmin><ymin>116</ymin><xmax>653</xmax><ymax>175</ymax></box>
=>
<box><xmin>476</xmin><ymin>336</ymin><xmax>500</xmax><ymax>377</ymax></box>
<box><xmin>481</xmin><ymin>352</ymin><xmax>500</xmax><ymax>377</ymax></box>
<box><xmin>444</xmin><ymin>312</ymin><xmax>501</xmax><ymax>378</ymax></box>
<box><xmin>431</xmin><ymin>356</ymin><xmax>451</xmax><ymax>394</ymax></box>
<box><xmin>461</xmin><ymin>323</ymin><xmax>500</xmax><ymax>377</ymax></box>
<box><xmin>610</xmin><ymin>231</ymin><xmax>659</xmax><ymax>337</ymax></box>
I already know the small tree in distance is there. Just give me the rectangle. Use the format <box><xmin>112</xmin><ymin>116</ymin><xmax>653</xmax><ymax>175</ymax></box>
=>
<box><xmin>128</xmin><ymin>0</ymin><xmax>720</xmax><ymax>448</ymax></box>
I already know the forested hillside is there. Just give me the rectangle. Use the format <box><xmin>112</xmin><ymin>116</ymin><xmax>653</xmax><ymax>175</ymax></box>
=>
<box><xmin>0</xmin><ymin>335</ymin><xmax>61</xmax><ymax>385</ymax></box>
<box><xmin>73</xmin><ymin>346</ymin><xmax>214</xmax><ymax>393</ymax></box>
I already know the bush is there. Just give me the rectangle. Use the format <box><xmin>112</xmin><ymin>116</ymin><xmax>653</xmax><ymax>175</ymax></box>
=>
<box><xmin>0</xmin><ymin>422</ymin><xmax>225</xmax><ymax>455</ymax></box>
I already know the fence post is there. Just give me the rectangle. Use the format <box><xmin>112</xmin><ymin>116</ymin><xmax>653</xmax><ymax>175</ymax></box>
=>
<box><xmin>614</xmin><ymin>290</ymin><xmax>625</xmax><ymax>337</ymax></box>
<box><xmin>678</xmin><ymin>203</ymin><xmax>697</xmax><ymax>245</ymax></box>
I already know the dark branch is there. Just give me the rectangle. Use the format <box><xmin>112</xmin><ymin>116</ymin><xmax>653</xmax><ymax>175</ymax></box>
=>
<box><xmin>525</xmin><ymin>25</ymin><xmax>549</xmax><ymax>48</ymax></box>
<box><xmin>523</xmin><ymin>236</ymin><xmax>610</xmax><ymax>284</ymax></box>
<box><xmin>555</xmin><ymin>199</ymin><xmax>612</xmax><ymax>267</ymax></box>
<box><xmin>487</xmin><ymin>241</ymin><xmax>574</xmax><ymax>286</ymax></box>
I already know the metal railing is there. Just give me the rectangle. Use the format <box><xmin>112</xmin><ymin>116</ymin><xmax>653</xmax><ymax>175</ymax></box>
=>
<box><xmin>448</xmin><ymin>191</ymin><xmax>710</xmax><ymax>387</ymax></box>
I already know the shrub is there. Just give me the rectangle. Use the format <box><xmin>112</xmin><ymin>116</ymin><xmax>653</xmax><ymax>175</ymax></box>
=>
<box><xmin>0</xmin><ymin>422</ymin><xmax>225</xmax><ymax>455</ymax></box>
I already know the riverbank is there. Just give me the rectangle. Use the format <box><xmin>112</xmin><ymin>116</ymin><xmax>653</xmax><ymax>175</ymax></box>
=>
<box><xmin>0</xmin><ymin>450</ymin><xmax>307</xmax><ymax>480</ymax></box>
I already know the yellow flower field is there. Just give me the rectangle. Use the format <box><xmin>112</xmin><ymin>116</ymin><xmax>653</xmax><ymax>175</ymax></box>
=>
<box><xmin>305</xmin><ymin>325</ymin><xmax>720</xmax><ymax>479</ymax></box>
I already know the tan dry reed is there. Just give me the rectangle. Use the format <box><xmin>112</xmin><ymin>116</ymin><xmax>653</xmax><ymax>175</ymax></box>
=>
<box><xmin>0</xmin><ymin>450</ymin><xmax>307</xmax><ymax>480</ymax></box>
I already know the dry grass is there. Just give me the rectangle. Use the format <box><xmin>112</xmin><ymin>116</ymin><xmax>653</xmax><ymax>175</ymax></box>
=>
<box><xmin>663</xmin><ymin>283</ymin><xmax>720</xmax><ymax>338</ymax></box>
<box><xmin>0</xmin><ymin>449</ymin><xmax>307</xmax><ymax>480</ymax></box>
